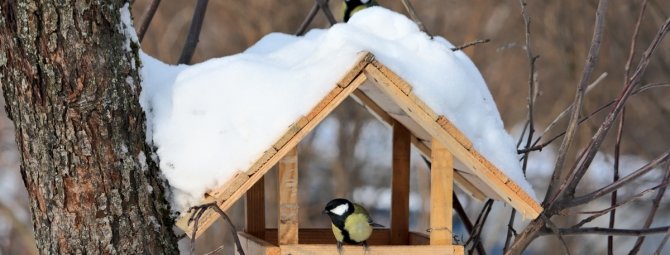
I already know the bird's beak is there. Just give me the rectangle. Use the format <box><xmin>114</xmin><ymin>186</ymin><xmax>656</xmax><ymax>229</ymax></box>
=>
<box><xmin>322</xmin><ymin>210</ymin><xmax>328</xmax><ymax>215</ymax></box>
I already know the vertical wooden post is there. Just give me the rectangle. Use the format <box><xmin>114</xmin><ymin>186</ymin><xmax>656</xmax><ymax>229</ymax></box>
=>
<box><xmin>245</xmin><ymin>176</ymin><xmax>265</xmax><ymax>239</ymax></box>
<box><xmin>278</xmin><ymin>147</ymin><xmax>299</xmax><ymax>245</ymax></box>
<box><xmin>390</xmin><ymin>120</ymin><xmax>410</xmax><ymax>245</ymax></box>
<box><xmin>430</xmin><ymin>139</ymin><xmax>453</xmax><ymax>245</ymax></box>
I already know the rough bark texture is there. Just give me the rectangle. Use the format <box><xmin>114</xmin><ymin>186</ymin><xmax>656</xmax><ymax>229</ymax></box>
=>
<box><xmin>0</xmin><ymin>1</ymin><xmax>179</xmax><ymax>254</ymax></box>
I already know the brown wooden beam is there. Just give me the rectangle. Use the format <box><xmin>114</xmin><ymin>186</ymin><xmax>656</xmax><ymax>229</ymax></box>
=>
<box><xmin>278</xmin><ymin>147</ymin><xmax>299</xmax><ymax>245</ymax></box>
<box><xmin>245</xmin><ymin>176</ymin><xmax>265</xmax><ymax>239</ymax></box>
<box><xmin>390</xmin><ymin>120</ymin><xmax>411</xmax><ymax>245</ymax></box>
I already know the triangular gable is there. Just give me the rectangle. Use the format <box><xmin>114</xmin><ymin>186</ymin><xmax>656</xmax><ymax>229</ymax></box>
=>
<box><xmin>176</xmin><ymin>52</ymin><xmax>542</xmax><ymax>238</ymax></box>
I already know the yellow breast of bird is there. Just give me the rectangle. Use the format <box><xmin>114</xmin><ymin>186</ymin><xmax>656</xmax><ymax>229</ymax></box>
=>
<box><xmin>331</xmin><ymin>223</ymin><xmax>344</xmax><ymax>242</ymax></box>
<box><xmin>344</xmin><ymin>213</ymin><xmax>373</xmax><ymax>242</ymax></box>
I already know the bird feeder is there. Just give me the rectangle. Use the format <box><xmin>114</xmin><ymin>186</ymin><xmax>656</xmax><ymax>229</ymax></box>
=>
<box><xmin>175</xmin><ymin>52</ymin><xmax>542</xmax><ymax>254</ymax></box>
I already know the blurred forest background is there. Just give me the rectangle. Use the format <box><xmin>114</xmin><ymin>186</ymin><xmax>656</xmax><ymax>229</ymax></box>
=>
<box><xmin>1</xmin><ymin>0</ymin><xmax>669</xmax><ymax>254</ymax></box>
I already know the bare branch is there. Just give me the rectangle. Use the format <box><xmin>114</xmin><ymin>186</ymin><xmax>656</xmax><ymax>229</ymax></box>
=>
<box><xmin>567</xmin><ymin>151</ymin><xmax>670</xmax><ymax>207</ymax></box>
<box><xmin>454</xmin><ymin>193</ymin><xmax>487</xmax><ymax>255</ymax></box>
<box><xmin>570</xmin><ymin>184</ymin><xmax>665</xmax><ymax>228</ymax></box>
<box><xmin>466</xmin><ymin>200</ymin><xmax>494</xmax><ymax>249</ymax></box>
<box><xmin>655</xmin><ymin>228</ymin><xmax>670</xmax><ymax>255</ymax></box>
<box><xmin>401</xmin><ymin>0</ymin><xmax>431</xmax><ymax>36</ymax></box>
<box><xmin>177</xmin><ymin>0</ymin><xmax>209</xmax><ymax>64</ymax></box>
<box><xmin>451</xmin><ymin>39</ymin><xmax>491</xmax><ymax>51</ymax></box>
<box><xmin>544</xmin><ymin>0</ymin><xmax>610</xmax><ymax>204</ymax></box>
<box><xmin>503</xmin><ymin>210</ymin><xmax>517</xmax><ymax>253</ymax></box>
<box><xmin>561</xmin><ymin>16</ymin><xmax>670</xmax><ymax>198</ymax></box>
<box><xmin>540</xmin><ymin>226</ymin><xmax>670</xmax><ymax>236</ymax></box>
<box><xmin>188</xmin><ymin>203</ymin><xmax>246</xmax><ymax>255</ymax></box>
<box><xmin>295</xmin><ymin>3</ymin><xmax>320</xmax><ymax>36</ymax></box>
<box><xmin>542</xmin><ymin>215</ymin><xmax>571</xmax><ymax>255</ymax></box>
<box><xmin>629</xmin><ymin>162</ymin><xmax>670</xmax><ymax>254</ymax></box>
<box><xmin>315</xmin><ymin>0</ymin><xmax>337</xmax><ymax>25</ymax></box>
<box><xmin>137</xmin><ymin>0</ymin><xmax>161</xmax><ymax>42</ymax></box>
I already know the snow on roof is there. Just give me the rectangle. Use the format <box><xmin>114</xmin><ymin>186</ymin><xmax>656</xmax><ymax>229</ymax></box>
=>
<box><xmin>140</xmin><ymin>7</ymin><xmax>536</xmax><ymax>212</ymax></box>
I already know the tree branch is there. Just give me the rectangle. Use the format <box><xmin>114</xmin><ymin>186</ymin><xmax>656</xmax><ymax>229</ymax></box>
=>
<box><xmin>177</xmin><ymin>0</ymin><xmax>209</xmax><ymax>64</ymax></box>
<box><xmin>295</xmin><ymin>3</ymin><xmax>320</xmax><ymax>36</ymax></box>
<box><xmin>566</xmin><ymin>150</ymin><xmax>670</xmax><ymax>207</ymax></box>
<box><xmin>544</xmin><ymin>0</ymin><xmax>610</xmax><ymax>204</ymax></box>
<box><xmin>401</xmin><ymin>0</ymin><xmax>431</xmax><ymax>36</ymax></box>
<box><xmin>315</xmin><ymin>0</ymin><xmax>337</xmax><ymax>25</ymax></box>
<box><xmin>540</xmin><ymin>226</ymin><xmax>670</xmax><ymax>236</ymax></box>
<box><xmin>137</xmin><ymin>0</ymin><xmax>161</xmax><ymax>42</ymax></box>
<box><xmin>629</xmin><ymin>162</ymin><xmax>670</xmax><ymax>254</ymax></box>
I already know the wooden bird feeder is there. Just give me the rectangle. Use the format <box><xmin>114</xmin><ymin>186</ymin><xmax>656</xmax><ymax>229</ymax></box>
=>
<box><xmin>175</xmin><ymin>52</ymin><xmax>542</xmax><ymax>255</ymax></box>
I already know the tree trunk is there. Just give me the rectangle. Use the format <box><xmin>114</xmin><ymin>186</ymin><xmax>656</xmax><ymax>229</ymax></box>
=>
<box><xmin>0</xmin><ymin>1</ymin><xmax>179</xmax><ymax>254</ymax></box>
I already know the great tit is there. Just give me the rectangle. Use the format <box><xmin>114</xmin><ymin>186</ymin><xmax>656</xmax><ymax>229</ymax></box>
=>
<box><xmin>323</xmin><ymin>198</ymin><xmax>384</xmax><ymax>253</ymax></box>
<box><xmin>342</xmin><ymin>0</ymin><xmax>379</xmax><ymax>22</ymax></box>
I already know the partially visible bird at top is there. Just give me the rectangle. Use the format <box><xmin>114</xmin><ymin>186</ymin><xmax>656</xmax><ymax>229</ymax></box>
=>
<box><xmin>323</xmin><ymin>198</ymin><xmax>384</xmax><ymax>254</ymax></box>
<box><xmin>341</xmin><ymin>0</ymin><xmax>379</xmax><ymax>22</ymax></box>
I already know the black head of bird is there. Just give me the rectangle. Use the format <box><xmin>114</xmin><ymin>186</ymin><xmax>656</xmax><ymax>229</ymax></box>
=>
<box><xmin>342</xmin><ymin>0</ymin><xmax>379</xmax><ymax>22</ymax></box>
<box><xmin>324</xmin><ymin>198</ymin><xmax>383</xmax><ymax>253</ymax></box>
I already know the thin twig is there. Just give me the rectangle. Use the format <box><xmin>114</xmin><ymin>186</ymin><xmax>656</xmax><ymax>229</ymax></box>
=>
<box><xmin>177</xmin><ymin>0</ymin><xmax>209</xmax><ymax>64</ymax></box>
<box><xmin>624</xmin><ymin>0</ymin><xmax>648</xmax><ymax>81</ymax></box>
<box><xmin>188</xmin><ymin>203</ymin><xmax>246</xmax><ymax>255</ymax></box>
<box><xmin>540</xmin><ymin>226</ymin><xmax>670</xmax><ymax>236</ymax></box>
<box><xmin>295</xmin><ymin>3</ymin><xmax>320</xmax><ymax>36</ymax></box>
<box><xmin>567</xmin><ymin>151</ymin><xmax>670</xmax><ymax>207</ymax></box>
<box><xmin>655</xmin><ymin>228</ymin><xmax>670</xmax><ymax>255</ymax></box>
<box><xmin>503</xmin><ymin>210</ymin><xmax>517</xmax><ymax>253</ymax></box>
<box><xmin>465</xmin><ymin>199</ymin><xmax>494</xmax><ymax>249</ymax></box>
<box><xmin>137</xmin><ymin>0</ymin><xmax>161</xmax><ymax>42</ymax></box>
<box><xmin>451</xmin><ymin>39</ymin><xmax>491</xmax><ymax>51</ymax></box>
<box><xmin>542</xmin><ymin>215</ymin><xmax>571</xmax><ymax>255</ymax></box>
<box><xmin>315</xmin><ymin>0</ymin><xmax>337</xmax><ymax>25</ymax></box>
<box><xmin>570</xmin><ymin>183</ymin><xmax>665</xmax><ymax>228</ymax></box>
<box><xmin>608</xmin><ymin>108</ymin><xmax>624</xmax><ymax>255</ymax></box>
<box><xmin>544</xmin><ymin>0</ymin><xmax>610</xmax><ymax>204</ymax></box>
<box><xmin>629</xmin><ymin>162</ymin><xmax>670</xmax><ymax>254</ymax></box>
<box><xmin>400</xmin><ymin>0</ymin><xmax>431</xmax><ymax>36</ymax></box>
<box><xmin>454</xmin><ymin>194</ymin><xmax>487</xmax><ymax>255</ymax></box>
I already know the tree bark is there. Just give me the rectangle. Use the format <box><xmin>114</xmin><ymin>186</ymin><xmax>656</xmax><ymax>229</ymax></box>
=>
<box><xmin>0</xmin><ymin>1</ymin><xmax>179</xmax><ymax>254</ymax></box>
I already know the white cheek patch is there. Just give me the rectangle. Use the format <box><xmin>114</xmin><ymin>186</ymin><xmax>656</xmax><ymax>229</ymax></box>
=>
<box><xmin>330</xmin><ymin>204</ymin><xmax>349</xmax><ymax>216</ymax></box>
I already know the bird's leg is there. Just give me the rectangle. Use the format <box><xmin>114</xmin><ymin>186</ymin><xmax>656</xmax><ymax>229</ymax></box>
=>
<box><xmin>337</xmin><ymin>241</ymin><xmax>343</xmax><ymax>255</ymax></box>
<box><xmin>363</xmin><ymin>241</ymin><xmax>370</xmax><ymax>252</ymax></box>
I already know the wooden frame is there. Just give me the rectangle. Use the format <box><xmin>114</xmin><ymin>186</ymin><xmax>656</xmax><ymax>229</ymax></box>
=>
<box><xmin>175</xmin><ymin>52</ymin><xmax>542</xmax><ymax>255</ymax></box>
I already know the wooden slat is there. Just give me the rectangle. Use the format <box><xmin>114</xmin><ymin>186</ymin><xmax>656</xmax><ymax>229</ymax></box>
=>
<box><xmin>247</xmin><ymin>148</ymin><xmax>278</xmax><ymax>175</ymax></box>
<box><xmin>175</xmin><ymin>53</ymin><xmax>371</xmax><ymax>238</ymax></box>
<box><xmin>364</xmin><ymin>61</ymin><xmax>542</xmax><ymax>219</ymax></box>
<box><xmin>410</xmin><ymin>231</ymin><xmax>430</xmax><ymax>245</ymax></box>
<box><xmin>264</xmin><ymin>228</ymin><xmax>390</xmax><ymax>246</ymax></box>
<box><xmin>280</xmin><ymin>244</ymin><xmax>464</xmax><ymax>255</ymax></box>
<box><xmin>238</xmin><ymin>231</ymin><xmax>280</xmax><ymax>255</ymax></box>
<box><xmin>246</xmin><ymin>176</ymin><xmax>265</xmax><ymax>239</ymax></box>
<box><xmin>278</xmin><ymin>148</ymin><xmax>299</xmax><ymax>245</ymax></box>
<box><xmin>436</xmin><ymin>116</ymin><xmax>473</xmax><ymax>150</ymax></box>
<box><xmin>352</xmin><ymin>89</ymin><xmax>394</xmax><ymax>124</ymax></box>
<box><xmin>273</xmin><ymin>117</ymin><xmax>309</xmax><ymax>152</ymax></box>
<box><xmin>390</xmin><ymin>120</ymin><xmax>411</xmax><ymax>245</ymax></box>
<box><xmin>430</xmin><ymin>139</ymin><xmax>453</xmax><ymax>245</ymax></box>
<box><xmin>203</xmin><ymin>171</ymin><xmax>250</xmax><ymax>203</ymax></box>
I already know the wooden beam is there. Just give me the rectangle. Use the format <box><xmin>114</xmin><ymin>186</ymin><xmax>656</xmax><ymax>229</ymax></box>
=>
<box><xmin>238</xmin><ymin>231</ymin><xmax>281</xmax><ymax>255</ymax></box>
<box><xmin>278</xmin><ymin>148</ymin><xmax>299</xmax><ymax>245</ymax></box>
<box><xmin>364</xmin><ymin>61</ymin><xmax>542</xmax><ymax>219</ymax></box>
<box><xmin>280</xmin><ymin>244</ymin><xmax>464</xmax><ymax>255</ymax></box>
<box><xmin>390</xmin><ymin>120</ymin><xmax>411</xmax><ymax>245</ymax></box>
<box><xmin>175</xmin><ymin>52</ymin><xmax>372</xmax><ymax>238</ymax></box>
<box><xmin>430</xmin><ymin>139</ymin><xmax>453</xmax><ymax>245</ymax></box>
<box><xmin>246</xmin><ymin>176</ymin><xmax>266</xmax><ymax>239</ymax></box>
<box><xmin>264</xmin><ymin>228</ymin><xmax>390</xmax><ymax>246</ymax></box>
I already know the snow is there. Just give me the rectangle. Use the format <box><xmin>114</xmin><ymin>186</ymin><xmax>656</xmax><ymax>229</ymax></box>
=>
<box><xmin>140</xmin><ymin>7</ymin><xmax>536</xmax><ymax>211</ymax></box>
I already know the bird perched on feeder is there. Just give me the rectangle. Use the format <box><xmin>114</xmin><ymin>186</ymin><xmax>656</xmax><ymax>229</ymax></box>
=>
<box><xmin>342</xmin><ymin>0</ymin><xmax>379</xmax><ymax>22</ymax></box>
<box><xmin>323</xmin><ymin>198</ymin><xmax>384</xmax><ymax>253</ymax></box>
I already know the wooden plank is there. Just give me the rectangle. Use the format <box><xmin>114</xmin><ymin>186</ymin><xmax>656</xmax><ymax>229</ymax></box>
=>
<box><xmin>273</xmin><ymin>117</ymin><xmax>309</xmax><ymax>152</ymax></box>
<box><xmin>246</xmin><ymin>176</ymin><xmax>265</xmax><ymax>239</ymax></box>
<box><xmin>337</xmin><ymin>52</ymin><xmax>375</xmax><ymax>88</ymax></box>
<box><xmin>430</xmin><ymin>139</ymin><xmax>453</xmax><ymax>245</ymax></box>
<box><xmin>264</xmin><ymin>228</ymin><xmax>390</xmax><ymax>245</ymax></box>
<box><xmin>307</xmin><ymin>87</ymin><xmax>344</xmax><ymax>121</ymax></box>
<box><xmin>176</xmin><ymin>54</ymin><xmax>370</xmax><ymax>238</ymax></box>
<box><xmin>280</xmin><ymin>244</ymin><xmax>464</xmax><ymax>255</ymax></box>
<box><xmin>247</xmin><ymin>148</ymin><xmax>279</xmax><ymax>175</ymax></box>
<box><xmin>410</xmin><ymin>231</ymin><xmax>430</xmax><ymax>245</ymax></box>
<box><xmin>370</xmin><ymin>60</ymin><xmax>413</xmax><ymax>95</ymax></box>
<box><xmin>410</xmin><ymin>92</ymin><xmax>439</xmax><ymax>121</ymax></box>
<box><xmin>238</xmin><ymin>231</ymin><xmax>281</xmax><ymax>255</ymax></box>
<box><xmin>203</xmin><ymin>171</ymin><xmax>250</xmax><ymax>203</ymax></box>
<box><xmin>390</xmin><ymin>120</ymin><xmax>411</xmax><ymax>245</ymax></box>
<box><xmin>364</xmin><ymin>62</ymin><xmax>542</xmax><ymax>219</ymax></box>
<box><xmin>436</xmin><ymin>116</ymin><xmax>473</xmax><ymax>150</ymax></box>
<box><xmin>278</xmin><ymin>148</ymin><xmax>299</xmax><ymax>245</ymax></box>
<box><xmin>352</xmin><ymin>89</ymin><xmax>394</xmax><ymax>125</ymax></box>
